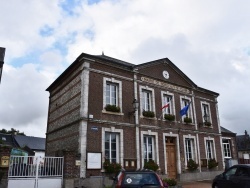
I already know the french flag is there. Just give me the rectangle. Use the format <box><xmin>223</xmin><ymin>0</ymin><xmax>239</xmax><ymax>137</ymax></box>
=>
<box><xmin>161</xmin><ymin>101</ymin><xmax>170</xmax><ymax>110</ymax></box>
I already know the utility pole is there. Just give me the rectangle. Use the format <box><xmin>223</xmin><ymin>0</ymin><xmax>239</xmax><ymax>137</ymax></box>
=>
<box><xmin>0</xmin><ymin>47</ymin><xmax>6</xmax><ymax>84</ymax></box>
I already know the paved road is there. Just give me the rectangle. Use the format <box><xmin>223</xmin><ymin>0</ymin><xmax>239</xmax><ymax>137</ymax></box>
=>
<box><xmin>181</xmin><ymin>180</ymin><xmax>212</xmax><ymax>188</ymax></box>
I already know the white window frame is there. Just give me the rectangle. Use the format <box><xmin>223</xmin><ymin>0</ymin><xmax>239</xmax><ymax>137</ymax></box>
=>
<box><xmin>141</xmin><ymin>130</ymin><xmax>159</xmax><ymax>167</ymax></box>
<box><xmin>201</xmin><ymin>101</ymin><xmax>212</xmax><ymax>124</ymax></box>
<box><xmin>222</xmin><ymin>138</ymin><xmax>232</xmax><ymax>158</ymax></box>
<box><xmin>204</xmin><ymin>137</ymin><xmax>216</xmax><ymax>160</ymax></box>
<box><xmin>183</xmin><ymin>135</ymin><xmax>197</xmax><ymax>167</ymax></box>
<box><xmin>139</xmin><ymin>86</ymin><xmax>155</xmax><ymax>116</ymax></box>
<box><xmin>103</xmin><ymin>77</ymin><xmax>122</xmax><ymax>112</ymax></box>
<box><xmin>180</xmin><ymin>96</ymin><xmax>193</xmax><ymax>121</ymax></box>
<box><xmin>102</xmin><ymin>127</ymin><xmax>123</xmax><ymax>164</ymax></box>
<box><xmin>161</xmin><ymin>91</ymin><xmax>175</xmax><ymax>116</ymax></box>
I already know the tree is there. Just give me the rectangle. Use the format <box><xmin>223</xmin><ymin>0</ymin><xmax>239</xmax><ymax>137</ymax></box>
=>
<box><xmin>0</xmin><ymin>128</ymin><xmax>25</xmax><ymax>135</ymax></box>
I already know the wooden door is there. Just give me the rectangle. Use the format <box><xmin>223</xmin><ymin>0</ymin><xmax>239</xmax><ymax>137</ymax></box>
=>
<box><xmin>166</xmin><ymin>137</ymin><xmax>177</xmax><ymax>178</ymax></box>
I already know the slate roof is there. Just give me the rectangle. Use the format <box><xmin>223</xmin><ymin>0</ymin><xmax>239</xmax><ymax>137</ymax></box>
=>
<box><xmin>0</xmin><ymin>133</ymin><xmax>17</xmax><ymax>147</ymax></box>
<box><xmin>236</xmin><ymin>131</ymin><xmax>250</xmax><ymax>151</ymax></box>
<box><xmin>221</xmin><ymin>126</ymin><xmax>236</xmax><ymax>134</ymax></box>
<box><xmin>14</xmin><ymin>135</ymin><xmax>45</xmax><ymax>151</ymax></box>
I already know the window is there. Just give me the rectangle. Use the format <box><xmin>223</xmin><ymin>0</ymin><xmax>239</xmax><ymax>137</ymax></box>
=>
<box><xmin>143</xmin><ymin>136</ymin><xmax>155</xmax><ymax>162</ymax></box>
<box><xmin>162</xmin><ymin>94</ymin><xmax>173</xmax><ymax>114</ymax></box>
<box><xmin>205</xmin><ymin>138</ymin><xmax>216</xmax><ymax>160</ymax></box>
<box><xmin>105</xmin><ymin>132</ymin><xmax>120</xmax><ymax>163</ymax></box>
<box><xmin>106</xmin><ymin>82</ymin><xmax>118</xmax><ymax>106</ymax></box>
<box><xmin>103</xmin><ymin>78</ymin><xmax>122</xmax><ymax>112</ymax></box>
<box><xmin>185</xmin><ymin>138</ymin><xmax>195</xmax><ymax>161</ymax></box>
<box><xmin>223</xmin><ymin>139</ymin><xmax>232</xmax><ymax>158</ymax></box>
<box><xmin>201</xmin><ymin>102</ymin><xmax>212</xmax><ymax>124</ymax></box>
<box><xmin>180</xmin><ymin>97</ymin><xmax>192</xmax><ymax>121</ymax></box>
<box><xmin>142</xmin><ymin>89</ymin><xmax>152</xmax><ymax>111</ymax></box>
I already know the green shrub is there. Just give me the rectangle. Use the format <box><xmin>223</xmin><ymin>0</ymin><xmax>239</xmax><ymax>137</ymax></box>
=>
<box><xmin>187</xmin><ymin>159</ymin><xmax>198</xmax><ymax>171</ymax></box>
<box><xmin>103</xmin><ymin>160</ymin><xmax>122</xmax><ymax>174</ymax></box>
<box><xmin>204</xmin><ymin>122</ymin><xmax>212</xmax><ymax>126</ymax></box>
<box><xmin>164</xmin><ymin>114</ymin><xmax>175</xmax><ymax>121</ymax></box>
<box><xmin>105</xmin><ymin>104</ymin><xmax>120</xmax><ymax>113</ymax></box>
<box><xmin>143</xmin><ymin>110</ymin><xmax>155</xmax><ymax>118</ymax></box>
<box><xmin>184</xmin><ymin>117</ymin><xmax>192</xmax><ymax>124</ymax></box>
<box><xmin>208</xmin><ymin>158</ymin><xmax>218</xmax><ymax>169</ymax></box>
<box><xmin>162</xmin><ymin>178</ymin><xmax>177</xmax><ymax>186</ymax></box>
<box><xmin>143</xmin><ymin>159</ymin><xmax>159</xmax><ymax>171</ymax></box>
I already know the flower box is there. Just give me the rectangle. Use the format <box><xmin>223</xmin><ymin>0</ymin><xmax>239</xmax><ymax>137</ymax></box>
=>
<box><xmin>143</xmin><ymin>110</ymin><xmax>155</xmax><ymax>118</ymax></box>
<box><xmin>105</xmin><ymin>104</ymin><xmax>120</xmax><ymax>113</ymax></box>
<box><xmin>184</xmin><ymin>117</ymin><xmax>192</xmax><ymax>124</ymax></box>
<box><xmin>164</xmin><ymin>114</ymin><xmax>175</xmax><ymax>121</ymax></box>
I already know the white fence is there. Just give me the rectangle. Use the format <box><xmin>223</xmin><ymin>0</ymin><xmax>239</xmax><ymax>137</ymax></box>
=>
<box><xmin>8</xmin><ymin>156</ymin><xmax>63</xmax><ymax>188</ymax></box>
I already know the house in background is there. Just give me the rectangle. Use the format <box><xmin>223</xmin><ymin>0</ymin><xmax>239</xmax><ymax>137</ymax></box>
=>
<box><xmin>237</xmin><ymin>130</ymin><xmax>250</xmax><ymax>164</ymax></box>
<box><xmin>14</xmin><ymin>135</ymin><xmax>45</xmax><ymax>157</ymax></box>
<box><xmin>46</xmin><ymin>52</ymin><xmax>225</xmax><ymax>187</ymax></box>
<box><xmin>220</xmin><ymin>126</ymin><xmax>238</xmax><ymax>168</ymax></box>
<box><xmin>0</xmin><ymin>133</ymin><xmax>45</xmax><ymax>157</ymax></box>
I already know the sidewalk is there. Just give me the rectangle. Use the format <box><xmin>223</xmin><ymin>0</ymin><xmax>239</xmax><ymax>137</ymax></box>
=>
<box><xmin>181</xmin><ymin>180</ymin><xmax>213</xmax><ymax>188</ymax></box>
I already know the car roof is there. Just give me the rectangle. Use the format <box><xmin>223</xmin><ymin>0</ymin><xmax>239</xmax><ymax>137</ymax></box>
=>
<box><xmin>231</xmin><ymin>164</ymin><xmax>250</xmax><ymax>168</ymax></box>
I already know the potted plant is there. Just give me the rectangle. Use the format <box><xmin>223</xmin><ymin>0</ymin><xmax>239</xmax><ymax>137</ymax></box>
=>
<box><xmin>164</xmin><ymin>114</ymin><xmax>175</xmax><ymax>121</ymax></box>
<box><xmin>208</xmin><ymin>158</ymin><xmax>218</xmax><ymax>169</ymax></box>
<box><xmin>204</xmin><ymin>122</ymin><xmax>212</xmax><ymax>126</ymax></box>
<box><xmin>143</xmin><ymin>159</ymin><xmax>159</xmax><ymax>171</ymax></box>
<box><xmin>103</xmin><ymin>160</ymin><xmax>122</xmax><ymax>174</ymax></box>
<box><xmin>187</xmin><ymin>159</ymin><xmax>198</xmax><ymax>171</ymax></box>
<box><xmin>105</xmin><ymin>104</ymin><xmax>120</xmax><ymax>113</ymax></box>
<box><xmin>184</xmin><ymin>117</ymin><xmax>192</xmax><ymax>124</ymax></box>
<box><xmin>162</xmin><ymin>178</ymin><xmax>177</xmax><ymax>188</ymax></box>
<box><xmin>142</xmin><ymin>110</ymin><xmax>155</xmax><ymax>118</ymax></box>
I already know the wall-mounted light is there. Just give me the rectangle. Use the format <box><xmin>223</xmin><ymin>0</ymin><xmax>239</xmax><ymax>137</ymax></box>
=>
<box><xmin>132</xmin><ymin>99</ymin><xmax>139</xmax><ymax>111</ymax></box>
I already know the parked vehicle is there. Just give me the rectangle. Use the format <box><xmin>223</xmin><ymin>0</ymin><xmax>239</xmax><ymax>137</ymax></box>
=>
<box><xmin>112</xmin><ymin>169</ymin><xmax>164</xmax><ymax>188</ymax></box>
<box><xmin>212</xmin><ymin>164</ymin><xmax>250</xmax><ymax>188</ymax></box>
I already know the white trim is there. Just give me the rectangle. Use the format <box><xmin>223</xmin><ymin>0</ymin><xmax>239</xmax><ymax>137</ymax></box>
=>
<box><xmin>163</xmin><ymin>133</ymin><xmax>181</xmax><ymax>175</ymax></box>
<box><xmin>103</xmin><ymin>77</ymin><xmax>122</xmax><ymax>112</ymax></box>
<box><xmin>183</xmin><ymin>134</ymin><xmax>198</xmax><ymax>167</ymax></box>
<box><xmin>180</xmin><ymin>96</ymin><xmax>193</xmax><ymax>122</ymax></box>
<box><xmin>204</xmin><ymin>137</ymin><xmax>217</xmax><ymax>160</ymax></box>
<box><xmin>139</xmin><ymin>85</ymin><xmax>155</xmax><ymax>117</ymax></box>
<box><xmin>102</xmin><ymin>127</ymin><xmax>124</xmax><ymax>165</ymax></box>
<box><xmin>141</xmin><ymin>130</ymin><xmax>159</xmax><ymax>168</ymax></box>
<box><xmin>161</xmin><ymin>91</ymin><xmax>175</xmax><ymax>117</ymax></box>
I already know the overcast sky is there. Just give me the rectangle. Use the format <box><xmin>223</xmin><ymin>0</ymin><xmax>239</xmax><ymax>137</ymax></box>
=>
<box><xmin>1</xmin><ymin>0</ymin><xmax>249</xmax><ymax>137</ymax></box>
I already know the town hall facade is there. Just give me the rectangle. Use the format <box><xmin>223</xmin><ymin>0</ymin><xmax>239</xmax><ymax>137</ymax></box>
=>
<box><xmin>46</xmin><ymin>52</ymin><xmax>226</xmax><ymax>187</ymax></box>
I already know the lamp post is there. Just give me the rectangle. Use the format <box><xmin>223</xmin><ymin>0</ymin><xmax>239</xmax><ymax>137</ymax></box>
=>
<box><xmin>0</xmin><ymin>47</ymin><xmax>6</xmax><ymax>84</ymax></box>
<box><xmin>132</xmin><ymin>99</ymin><xmax>139</xmax><ymax>112</ymax></box>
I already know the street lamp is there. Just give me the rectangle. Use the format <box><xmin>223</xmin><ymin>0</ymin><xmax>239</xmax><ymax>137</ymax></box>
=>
<box><xmin>0</xmin><ymin>47</ymin><xmax>6</xmax><ymax>84</ymax></box>
<box><xmin>132</xmin><ymin>99</ymin><xmax>139</xmax><ymax>112</ymax></box>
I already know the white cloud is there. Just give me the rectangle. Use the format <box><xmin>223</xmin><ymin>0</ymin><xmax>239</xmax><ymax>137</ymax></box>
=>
<box><xmin>1</xmin><ymin>0</ymin><xmax>250</xmax><ymax>136</ymax></box>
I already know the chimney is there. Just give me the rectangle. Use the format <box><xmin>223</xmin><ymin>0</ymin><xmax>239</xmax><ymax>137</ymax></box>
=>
<box><xmin>0</xmin><ymin>47</ymin><xmax>6</xmax><ymax>84</ymax></box>
<box><xmin>245</xmin><ymin>130</ymin><xmax>248</xmax><ymax>136</ymax></box>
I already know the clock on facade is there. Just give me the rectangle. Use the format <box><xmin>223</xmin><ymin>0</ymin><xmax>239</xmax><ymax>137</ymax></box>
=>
<box><xmin>162</xmin><ymin>70</ymin><xmax>169</xmax><ymax>79</ymax></box>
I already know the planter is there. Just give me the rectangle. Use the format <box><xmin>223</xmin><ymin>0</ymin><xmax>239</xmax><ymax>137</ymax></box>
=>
<box><xmin>164</xmin><ymin>114</ymin><xmax>175</xmax><ymax>121</ymax></box>
<box><xmin>143</xmin><ymin>110</ymin><xmax>155</xmax><ymax>118</ymax></box>
<box><xmin>184</xmin><ymin>117</ymin><xmax>192</xmax><ymax>124</ymax></box>
<box><xmin>105</xmin><ymin>104</ymin><xmax>120</xmax><ymax>113</ymax></box>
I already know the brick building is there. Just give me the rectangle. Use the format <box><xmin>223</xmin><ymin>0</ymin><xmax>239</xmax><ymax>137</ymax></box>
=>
<box><xmin>46</xmin><ymin>52</ymin><xmax>224</xmax><ymax>187</ymax></box>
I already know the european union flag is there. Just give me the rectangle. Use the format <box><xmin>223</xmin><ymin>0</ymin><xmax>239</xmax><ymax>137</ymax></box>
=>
<box><xmin>180</xmin><ymin>103</ymin><xmax>190</xmax><ymax>116</ymax></box>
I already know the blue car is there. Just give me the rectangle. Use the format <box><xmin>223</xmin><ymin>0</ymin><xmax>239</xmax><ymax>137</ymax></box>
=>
<box><xmin>212</xmin><ymin>164</ymin><xmax>250</xmax><ymax>188</ymax></box>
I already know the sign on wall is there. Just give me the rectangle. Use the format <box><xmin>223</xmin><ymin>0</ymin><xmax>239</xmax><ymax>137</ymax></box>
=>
<box><xmin>87</xmin><ymin>152</ymin><xmax>102</xmax><ymax>169</ymax></box>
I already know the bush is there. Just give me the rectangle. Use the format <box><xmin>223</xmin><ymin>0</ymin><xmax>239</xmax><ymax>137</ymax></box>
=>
<box><xmin>164</xmin><ymin>114</ymin><xmax>175</xmax><ymax>121</ymax></box>
<box><xmin>187</xmin><ymin>159</ymin><xmax>198</xmax><ymax>171</ymax></box>
<box><xmin>208</xmin><ymin>158</ymin><xmax>218</xmax><ymax>169</ymax></box>
<box><xmin>184</xmin><ymin>117</ymin><xmax>192</xmax><ymax>124</ymax></box>
<box><xmin>162</xmin><ymin>178</ymin><xmax>177</xmax><ymax>186</ymax></box>
<box><xmin>143</xmin><ymin>159</ymin><xmax>159</xmax><ymax>171</ymax></box>
<box><xmin>105</xmin><ymin>104</ymin><xmax>120</xmax><ymax>113</ymax></box>
<box><xmin>143</xmin><ymin>110</ymin><xmax>155</xmax><ymax>118</ymax></box>
<box><xmin>103</xmin><ymin>160</ymin><xmax>122</xmax><ymax>174</ymax></box>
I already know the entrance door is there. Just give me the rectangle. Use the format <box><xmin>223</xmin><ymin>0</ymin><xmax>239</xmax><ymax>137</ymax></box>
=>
<box><xmin>166</xmin><ymin>137</ymin><xmax>177</xmax><ymax>179</ymax></box>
